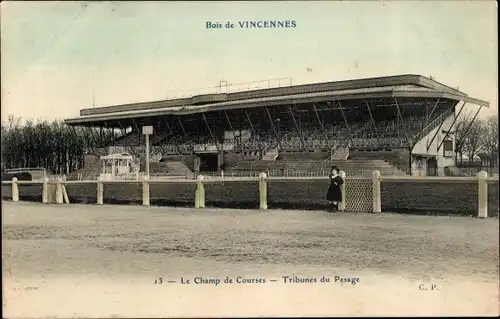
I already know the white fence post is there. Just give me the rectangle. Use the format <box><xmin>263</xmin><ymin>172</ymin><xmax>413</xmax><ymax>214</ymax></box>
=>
<box><xmin>372</xmin><ymin>170</ymin><xmax>381</xmax><ymax>213</ymax></box>
<box><xmin>339</xmin><ymin>170</ymin><xmax>346</xmax><ymax>211</ymax></box>
<box><xmin>97</xmin><ymin>176</ymin><xmax>104</xmax><ymax>205</ymax></box>
<box><xmin>195</xmin><ymin>174</ymin><xmax>205</xmax><ymax>208</ymax></box>
<box><xmin>477</xmin><ymin>171</ymin><xmax>488</xmax><ymax>218</ymax></box>
<box><xmin>259</xmin><ymin>172</ymin><xmax>268</xmax><ymax>210</ymax></box>
<box><xmin>12</xmin><ymin>177</ymin><xmax>19</xmax><ymax>202</ymax></box>
<box><xmin>55</xmin><ymin>177</ymin><xmax>63</xmax><ymax>204</ymax></box>
<box><xmin>142</xmin><ymin>175</ymin><xmax>150</xmax><ymax>206</ymax></box>
<box><xmin>42</xmin><ymin>177</ymin><xmax>49</xmax><ymax>204</ymax></box>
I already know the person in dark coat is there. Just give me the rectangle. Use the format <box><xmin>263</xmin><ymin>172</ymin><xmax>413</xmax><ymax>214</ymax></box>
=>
<box><xmin>326</xmin><ymin>166</ymin><xmax>344</xmax><ymax>212</ymax></box>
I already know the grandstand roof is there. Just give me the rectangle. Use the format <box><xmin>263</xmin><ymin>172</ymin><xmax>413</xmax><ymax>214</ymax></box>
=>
<box><xmin>65</xmin><ymin>74</ymin><xmax>489</xmax><ymax>126</ymax></box>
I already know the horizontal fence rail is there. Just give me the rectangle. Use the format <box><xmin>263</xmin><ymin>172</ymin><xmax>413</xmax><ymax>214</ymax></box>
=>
<box><xmin>2</xmin><ymin>171</ymin><xmax>499</xmax><ymax>218</ymax></box>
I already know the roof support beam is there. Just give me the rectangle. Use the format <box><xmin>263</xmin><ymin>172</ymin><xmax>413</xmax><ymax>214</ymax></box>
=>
<box><xmin>394</xmin><ymin>97</ymin><xmax>412</xmax><ymax>150</ymax></box>
<box><xmin>244</xmin><ymin>110</ymin><xmax>262</xmax><ymax>153</ymax></box>
<box><xmin>163</xmin><ymin>118</ymin><xmax>181</xmax><ymax>155</ymax></box>
<box><xmin>365</xmin><ymin>101</ymin><xmax>381</xmax><ymax>148</ymax></box>
<box><xmin>224</xmin><ymin>110</ymin><xmax>238</xmax><ymax>143</ymax></box>
<box><xmin>177</xmin><ymin>116</ymin><xmax>194</xmax><ymax>154</ymax></box>
<box><xmin>131</xmin><ymin>119</ymin><xmax>142</xmax><ymax>147</ymax></box>
<box><xmin>117</xmin><ymin>120</ymin><xmax>138</xmax><ymax>157</ymax></box>
<box><xmin>202</xmin><ymin>113</ymin><xmax>220</xmax><ymax>151</ymax></box>
<box><xmin>427</xmin><ymin>98</ymin><xmax>441</xmax><ymax>124</ymax></box>
<box><xmin>437</xmin><ymin>102</ymin><xmax>469</xmax><ymax>153</ymax></box>
<box><xmin>149</xmin><ymin>119</ymin><xmax>167</xmax><ymax>156</ymax></box>
<box><xmin>426</xmin><ymin>101</ymin><xmax>460</xmax><ymax>151</ymax></box>
<box><xmin>312</xmin><ymin>104</ymin><xmax>330</xmax><ymax>149</ymax></box>
<box><xmin>87</xmin><ymin>127</ymin><xmax>99</xmax><ymax>152</ymax></box>
<box><xmin>288</xmin><ymin>105</ymin><xmax>307</xmax><ymax>150</ymax></box>
<box><xmin>265</xmin><ymin>107</ymin><xmax>283</xmax><ymax>151</ymax></box>
<box><xmin>336</xmin><ymin>101</ymin><xmax>354</xmax><ymax>148</ymax></box>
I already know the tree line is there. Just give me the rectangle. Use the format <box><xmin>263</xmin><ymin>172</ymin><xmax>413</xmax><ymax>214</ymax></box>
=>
<box><xmin>1</xmin><ymin>116</ymin><xmax>118</xmax><ymax>174</ymax></box>
<box><xmin>454</xmin><ymin>114</ymin><xmax>498</xmax><ymax>167</ymax></box>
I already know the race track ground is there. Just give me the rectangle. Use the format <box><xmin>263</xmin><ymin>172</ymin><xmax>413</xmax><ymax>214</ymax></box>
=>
<box><xmin>2</xmin><ymin>201</ymin><xmax>499</xmax><ymax>317</ymax></box>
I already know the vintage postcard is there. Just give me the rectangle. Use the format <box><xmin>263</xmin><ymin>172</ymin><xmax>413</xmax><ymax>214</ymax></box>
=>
<box><xmin>1</xmin><ymin>1</ymin><xmax>498</xmax><ymax>318</ymax></box>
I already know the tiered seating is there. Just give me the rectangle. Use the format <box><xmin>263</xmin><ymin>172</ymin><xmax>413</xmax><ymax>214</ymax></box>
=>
<box><xmin>227</xmin><ymin>156</ymin><xmax>406</xmax><ymax>177</ymax></box>
<box><xmin>114</xmin><ymin>131</ymin><xmax>141</xmax><ymax>146</ymax></box>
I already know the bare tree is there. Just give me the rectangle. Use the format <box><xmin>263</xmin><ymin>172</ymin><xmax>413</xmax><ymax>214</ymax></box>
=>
<box><xmin>482</xmin><ymin>116</ymin><xmax>499</xmax><ymax>168</ymax></box>
<box><xmin>454</xmin><ymin>111</ymin><xmax>473</xmax><ymax>165</ymax></box>
<box><xmin>1</xmin><ymin>116</ymin><xmax>118</xmax><ymax>174</ymax></box>
<box><xmin>462</xmin><ymin>119</ymin><xmax>485</xmax><ymax>165</ymax></box>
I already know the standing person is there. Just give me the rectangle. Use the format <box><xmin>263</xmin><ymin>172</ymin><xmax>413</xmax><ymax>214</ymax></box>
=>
<box><xmin>326</xmin><ymin>166</ymin><xmax>344</xmax><ymax>212</ymax></box>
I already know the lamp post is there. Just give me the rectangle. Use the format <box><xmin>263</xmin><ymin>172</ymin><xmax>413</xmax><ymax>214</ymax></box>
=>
<box><xmin>142</xmin><ymin>125</ymin><xmax>153</xmax><ymax>177</ymax></box>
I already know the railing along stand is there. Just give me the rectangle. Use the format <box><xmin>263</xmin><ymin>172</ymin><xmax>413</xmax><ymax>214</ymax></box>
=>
<box><xmin>259</xmin><ymin>172</ymin><xmax>268</xmax><ymax>210</ymax></box>
<box><xmin>142</xmin><ymin>175</ymin><xmax>150</xmax><ymax>206</ymax></box>
<box><xmin>97</xmin><ymin>176</ymin><xmax>104</xmax><ymax>205</ymax></box>
<box><xmin>11</xmin><ymin>177</ymin><xmax>19</xmax><ymax>202</ymax></box>
<box><xmin>372</xmin><ymin>170</ymin><xmax>381</xmax><ymax>213</ymax></box>
<box><xmin>477</xmin><ymin>171</ymin><xmax>488</xmax><ymax>218</ymax></box>
<box><xmin>195</xmin><ymin>174</ymin><xmax>205</xmax><ymax>208</ymax></box>
<box><xmin>55</xmin><ymin>177</ymin><xmax>63</xmax><ymax>204</ymax></box>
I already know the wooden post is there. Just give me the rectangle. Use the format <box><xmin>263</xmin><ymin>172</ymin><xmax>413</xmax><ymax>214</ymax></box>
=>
<box><xmin>55</xmin><ymin>177</ymin><xmax>63</xmax><ymax>204</ymax></box>
<box><xmin>477</xmin><ymin>171</ymin><xmax>488</xmax><ymax>218</ymax></box>
<box><xmin>97</xmin><ymin>176</ymin><xmax>104</xmax><ymax>205</ymax></box>
<box><xmin>259</xmin><ymin>172</ymin><xmax>268</xmax><ymax>210</ymax></box>
<box><xmin>142</xmin><ymin>175</ymin><xmax>150</xmax><ymax>206</ymax></box>
<box><xmin>62</xmin><ymin>175</ymin><xmax>69</xmax><ymax>204</ymax></box>
<box><xmin>12</xmin><ymin>177</ymin><xmax>19</xmax><ymax>202</ymax></box>
<box><xmin>42</xmin><ymin>177</ymin><xmax>49</xmax><ymax>204</ymax></box>
<box><xmin>195</xmin><ymin>174</ymin><xmax>205</xmax><ymax>208</ymax></box>
<box><xmin>339</xmin><ymin>170</ymin><xmax>346</xmax><ymax>211</ymax></box>
<box><xmin>372</xmin><ymin>170</ymin><xmax>381</xmax><ymax>213</ymax></box>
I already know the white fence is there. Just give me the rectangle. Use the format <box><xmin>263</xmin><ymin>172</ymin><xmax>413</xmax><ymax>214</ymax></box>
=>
<box><xmin>2</xmin><ymin>171</ymin><xmax>498</xmax><ymax>218</ymax></box>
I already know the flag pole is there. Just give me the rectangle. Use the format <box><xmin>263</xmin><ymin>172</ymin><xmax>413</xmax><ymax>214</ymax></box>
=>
<box><xmin>92</xmin><ymin>70</ymin><xmax>96</xmax><ymax>108</ymax></box>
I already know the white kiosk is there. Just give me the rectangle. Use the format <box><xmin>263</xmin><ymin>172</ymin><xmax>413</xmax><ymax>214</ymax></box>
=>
<box><xmin>99</xmin><ymin>153</ymin><xmax>140</xmax><ymax>180</ymax></box>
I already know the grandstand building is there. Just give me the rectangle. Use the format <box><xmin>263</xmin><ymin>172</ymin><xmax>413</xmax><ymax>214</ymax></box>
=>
<box><xmin>64</xmin><ymin>74</ymin><xmax>489</xmax><ymax>179</ymax></box>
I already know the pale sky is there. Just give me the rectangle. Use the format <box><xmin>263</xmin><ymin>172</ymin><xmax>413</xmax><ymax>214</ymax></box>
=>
<box><xmin>1</xmin><ymin>1</ymin><xmax>498</xmax><ymax>123</ymax></box>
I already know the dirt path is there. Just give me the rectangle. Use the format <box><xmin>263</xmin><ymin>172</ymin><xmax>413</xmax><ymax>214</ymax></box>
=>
<box><xmin>2</xmin><ymin>201</ymin><xmax>499</xmax><ymax>317</ymax></box>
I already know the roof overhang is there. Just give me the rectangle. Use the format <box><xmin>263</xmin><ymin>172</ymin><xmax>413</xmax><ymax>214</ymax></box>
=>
<box><xmin>64</xmin><ymin>87</ymin><xmax>489</xmax><ymax>126</ymax></box>
<box><xmin>77</xmin><ymin>74</ymin><xmax>470</xmax><ymax>117</ymax></box>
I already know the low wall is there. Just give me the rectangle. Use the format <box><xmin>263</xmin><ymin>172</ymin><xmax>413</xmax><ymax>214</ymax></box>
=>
<box><xmin>2</xmin><ymin>179</ymin><xmax>498</xmax><ymax>217</ymax></box>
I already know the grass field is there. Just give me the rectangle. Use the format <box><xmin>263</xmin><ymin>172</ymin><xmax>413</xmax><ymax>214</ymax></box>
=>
<box><xmin>2</xmin><ymin>201</ymin><xmax>499</xmax><ymax>317</ymax></box>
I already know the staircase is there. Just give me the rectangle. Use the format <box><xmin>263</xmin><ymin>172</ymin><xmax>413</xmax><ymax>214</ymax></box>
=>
<box><xmin>155</xmin><ymin>161</ymin><xmax>194</xmax><ymax>178</ymax></box>
<box><xmin>262</xmin><ymin>148</ymin><xmax>279</xmax><ymax>161</ymax></box>
<box><xmin>412</xmin><ymin>108</ymin><xmax>454</xmax><ymax>142</ymax></box>
<box><xmin>331</xmin><ymin>147</ymin><xmax>350</xmax><ymax>160</ymax></box>
<box><xmin>67</xmin><ymin>163</ymin><xmax>100</xmax><ymax>180</ymax></box>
